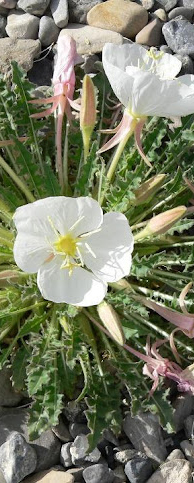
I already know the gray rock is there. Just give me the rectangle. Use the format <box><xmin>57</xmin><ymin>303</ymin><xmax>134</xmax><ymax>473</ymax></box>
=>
<box><xmin>146</xmin><ymin>459</ymin><xmax>192</xmax><ymax>483</ymax></box>
<box><xmin>69</xmin><ymin>423</ymin><xmax>89</xmax><ymax>439</ymax></box>
<box><xmin>184</xmin><ymin>415</ymin><xmax>194</xmax><ymax>442</ymax></box>
<box><xmin>38</xmin><ymin>15</ymin><xmax>60</xmax><ymax>46</ymax></box>
<box><xmin>0</xmin><ymin>432</ymin><xmax>37</xmax><ymax>483</ymax></box>
<box><xmin>0</xmin><ymin>470</ymin><xmax>6</xmax><ymax>483</ymax></box>
<box><xmin>0</xmin><ymin>0</ymin><xmax>16</xmax><ymax>7</ymax></box>
<box><xmin>0</xmin><ymin>408</ymin><xmax>61</xmax><ymax>473</ymax></box>
<box><xmin>168</xmin><ymin>6</ymin><xmax>194</xmax><ymax>20</ymax></box>
<box><xmin>180</xmin><ymin>440</ymin><xmax>194</xmax><ymax>467</ymax></box>
<box><xmin>0</xmin><ymin>15</ymin><xmax>6</xmax><ymax>36</ymax></box>
<box><xmin>123</xmin><ymin>412</ymin><xmax>167</xmax><ymax>464</ymax></box>
<box><xmin>32</xmin><ymin>429</ymin><xmax>61</xmax><ymax>473</ymax></box>
<box><xmin>17</xmin><ymin>0</ymin><xmax>50</xmax><ymax>16</ymax></box>
<box><xmin>114</xmin><ymin>449</ymin><xmax>138</xmax><ymax>464</ymax></box>
<box><xmin>179</xmin><ymin>0</ymin><xmax>194</xmax><ymax>6</ymax></box>
<box><xmin>138</xmin><ymin>0</ymin><xmax>155</xmax><ymax>10</ymax></box>
<box><xmin>0</xmin><ymin>367</ymin><xmax>23</xmax><ymax>407</ymax></box>
<box><xmin>102</xmin><ymin>428</ymin><xmax>119</xmax><ymax>446</ymax></box>
<box><xmin>0</xmin><ymin>37</ymin><xmax>41</xmax><ymax>73</ymax></box>
<box><xmin>162</xmin><ymin>17</ymin><xmax>194</xmax><ymax>57</ymax></box>
<box><xmin>124</xmin><ymin>455</ymin><xmax>153</xmax><ymax>483</ymax></box>
<box><xmin>70</xmin><ymin>434</ymin><xmax>101</xmax><ymax>466</ymax></box>
<box><xmin>60</xmin><ymin>442</ymin><xmax>73</xmax><ymax>468</ymax></box>
<box><xmin>157</xmin><ymin>0</ymin><xmax>178</xmax><ymax>11</ymax></box>
<box><xmin>173</xmin><ymin>395</ymin><xmax>194</xmax><ymax>431</ymax></box>
<box><xmin>66</xmin><ymin>467</ymin><xmax>85</xmax><ymax>481</ymax></box>
<box><xmin>52</xmin><ymin>418</ymin><xmax>72</xmax><ymax>444</ymax></box>
<box><xmin>80</xmin><ymin>53</ymin><xmax>99</xmax><ymax>74</ymax></box>
<box><xmin>82</xmin><ymin>463</ymin><xmax>114</xmax><ymax>483</ymax></box>
<box><xmin>160</xmin><ymin>44</ymin><xmax>173</xmax><ymax>52</ymax></box>
<box><xmin>6</xmin><ymin>10</ymin><xmax>40</xmax><ymax>39</ymax></box>
<box><xmin>59</xmin><ymin>24</ymin><xmax>123</xmax><ymax>55</ymax></box>
<box><xmin>166</xmin><ymin>449</ymin><xmax>185</xmax><ymax>461</ymax></box>
<box><xmin>175</xmin><ymin>53</ymin><xmax>194</xmax><ymax>74</ymax></box>
<box><xmin>63</xmin><ymin>401</ymin><xmax>87</xmax><ymax>424</ymax></box>
<box><xmin>113</xmin><ymin>465</ymin><xmax>127</xmax><ymax>483</ymax></box>
<box><xmin>28</xmin><ymin>56</ymin><xmax>53</xmax><ymax>86</ymax></box>
<box><xmin>50</xmin><ymin>0</ymin><xmax>68</xmax><ymax>28</ymax></box>
<box><xmin>69</xmin><ymin>0</ymin><xmax>103</xmax><ymax>23</ymax></box>
<box><xmin>0</xmin><ymin>6</ymin><xmax>8</xmax><ymax>15</ymax></box>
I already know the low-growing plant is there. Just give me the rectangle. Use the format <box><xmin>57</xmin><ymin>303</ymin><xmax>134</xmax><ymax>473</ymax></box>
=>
<box><xmin>0</xmin><ymin>40</ymin><xmax>194</xmax><ymax>447</ymax></box>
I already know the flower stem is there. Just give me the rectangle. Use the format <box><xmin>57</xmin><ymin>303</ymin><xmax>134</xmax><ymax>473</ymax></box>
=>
<box><xmin>0</xmin><ymin>155</ymin><xmax>35</xmax><ymax>203</ymax></box>
<box><xmin>63</xmin><ymin>119</ymin><xmax>70</xmax><ymax>195</ymax></box>
<box><xmin>106</xmin><ymin>125</ymin><xmax>135</xmax><ymax>183</ymax></box>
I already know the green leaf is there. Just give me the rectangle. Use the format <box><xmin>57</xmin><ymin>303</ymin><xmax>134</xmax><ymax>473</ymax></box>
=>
<box><xmin>12</xmin><ymin>345</ymin><xmax>29</xmax><ymax>392</ymax></box>
<box><xmin>86</xmin><ymin>373</ymin><xmax>122</xmax><ymax>450</ymax></box>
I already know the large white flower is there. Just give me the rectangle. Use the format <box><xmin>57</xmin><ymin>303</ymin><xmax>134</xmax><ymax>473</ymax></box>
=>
<box><xmin>13</xmin><ymin>196</ymin><xmax>134</xmax><ymax>306</ymax></box>
<box><xmin>99</xmin><ymin>43</ymin><xmax>194</xmax><ymax>162</ymax></box>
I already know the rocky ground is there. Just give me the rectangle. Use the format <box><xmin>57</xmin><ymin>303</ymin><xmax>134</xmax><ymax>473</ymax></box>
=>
<box><xmin>0</xmin><ymin>0</ymin><xmax>193</xmax><ymax>81</ymax></box>
<box><xmin>1</xmin><ymin>1</ymin><xmax>194</xmax><ymax>482</ymax></box>
<box><xmin>1</xmin><ymin>368</ymin><xmax>194</xmax><ymax>482</ymax></box>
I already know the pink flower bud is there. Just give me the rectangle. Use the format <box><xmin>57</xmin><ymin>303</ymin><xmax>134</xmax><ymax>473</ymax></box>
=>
<box><xmin>135</xmin><ymin>206</ymin><xmax>187</xmax><ymax>240</ymax></box>
<box><xmin>97</xmin><ymin>301</ymin><xmax>125</xmax><ymax>346</ymax></box>
<box><xmin>134</xmin><ymin>174</ymin><xmax>166</xmax><ymax>205</ymax></box>
<box><xmin>80</xmin><ymin>75</ymin><xmax>96</xmax><ymax>160</ymax></box>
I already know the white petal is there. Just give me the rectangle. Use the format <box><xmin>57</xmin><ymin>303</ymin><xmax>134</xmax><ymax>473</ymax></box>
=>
<box><xmin>14</xmin><ymin>196</ymin><xmax>103</xmax><ymax>238</ymax></box>
<box><xmin>14</xmin><ymin>233</ymin><xmax>52</xmax><ymax>273</ymax></box>
<box><xmin>152</xmin><ymin>52</ymin><xmax>181</xmax><ymax>80</ymax></box>
<box><xmin>102</xmin><ymin>43</ymin><xmax>135</xmax><ymax>107</ymax></box>
<box><xmin>81</xmin><ymin>212</ymin><xmax>134</xmax><ymax>282</ymax></box>
<box><xmin>130</xmin><ymin>71</ymin><xmax>186</xmax><ymax>117</ymax></box>
<box><xmin>37</xmin><ymin>257</ymin><xmax>107</xmax><ymax>306</ymax></box>
<box><xmin>163</xmin><ymin>75</ymin><xmax>194</xmax><ymax>116</ymax></box>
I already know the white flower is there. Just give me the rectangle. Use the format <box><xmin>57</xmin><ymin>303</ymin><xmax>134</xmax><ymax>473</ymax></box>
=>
<box><xmin>13</xmin><ymin>196</ymin><xmax>134</xmax><ymax>306</ymax></box>
<box><xmin>99</xmin><ymin>43</ymin><xmax>194</xmax><ymax>162</ymax></box>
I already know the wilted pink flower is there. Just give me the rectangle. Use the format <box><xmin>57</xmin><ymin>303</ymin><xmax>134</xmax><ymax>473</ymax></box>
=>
<box><xmin>29</xmin><ymin>35</ymin><xmax>79</xmax><ymax>189</ymax></box>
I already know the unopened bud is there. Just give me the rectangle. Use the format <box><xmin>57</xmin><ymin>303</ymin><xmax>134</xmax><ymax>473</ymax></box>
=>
<box><xmin>134</xmin><ymin>174</ymin><xmax>166</xmax><ymax>205</ymax></box>
<box><xmin>97</xmin><ymin>301</ymin><xmax>125</xmax><ymax>346</ymax></box>
<box><xmin>135</xmin><ymin>206</ymin><xmax>187</xmax><ymax>240</ymax></box>
<box><xmin>80</xmin><ymin>74</ymin><xmax>96</xmax><ymax>161</ymax></box>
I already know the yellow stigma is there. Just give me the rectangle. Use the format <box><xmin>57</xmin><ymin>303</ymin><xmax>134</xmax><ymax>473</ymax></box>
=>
<box><xmin>147</xmin><ymin>47</ymin><xmax>164</xmax><ymax>61</ymax></box>
<box><xmin>54</xmin><ymin>233</ymin><xmax>77</xmax><ymax>257</ymax></box>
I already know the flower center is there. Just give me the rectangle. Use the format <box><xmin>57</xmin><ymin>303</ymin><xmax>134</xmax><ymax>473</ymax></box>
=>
<box><xmin>54</xmin><ymin>233</ymin><xmax>77</xmax><ymax>257</ymax></box>
<box><xmin>146</xmin><ymin>47</ymin><xmax>164</xmax><ymax>62</ymax></box>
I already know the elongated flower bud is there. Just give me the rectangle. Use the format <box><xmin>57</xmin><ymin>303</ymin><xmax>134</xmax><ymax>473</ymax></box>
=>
<box><xmin>80</xmin><ymin>75</ymin><xmax>96</xmax><ymax>161</ymax></box>
<box><xmin>135</xmin><ymin>206</ymin><xmax>187</xmax><ymax>240</ymax></box>
<box><xmin>134</xmin><ymin>174</ymin><xmax>166</xmax><ymax>205</ymax></box>
<box><xmin>97</xmin><ymin>301</ymin><xmax>125</xmax><ymax>346</ymax></box>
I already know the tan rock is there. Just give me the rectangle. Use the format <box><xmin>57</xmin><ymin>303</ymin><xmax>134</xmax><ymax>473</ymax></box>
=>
<box><xmin>135</xmin><ymin>18</ymin><xmax>162</xmax><ymax>46</ymax></box>
<box><xmin>153</xmin><ymin>8</ymin><xmax>167</xmax><ymax>21</ymax></box>
<box><xmin>23</xmin><ymin>469</ymin><xmax>74</xmax><ymax>483</ymax></box>
<box><xmin>59</xmin><ymin>23</ymin><xmax>123</xmax><ymax>54</ymax></box>
<box><xmin>0</xmin><ymin>0</ymin><xmax>16</xmax><ymax>7</ymax></box>
<box><xmin>146</xmin><ymin>459</ymin><xmax>192</xmax><ymax>483</ymax></box>
<box><xmin>0</xmin><ymin>38</ymin><xmax>41</xmax><ymax>74</ymax></box>
<box><xmin>87</xmin><ymin>0</ymin><xmax>148</xmax><ymax>38</ymax></box>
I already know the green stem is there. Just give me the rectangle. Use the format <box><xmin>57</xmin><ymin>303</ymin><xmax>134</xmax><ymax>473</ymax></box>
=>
<box><xmin>124</xmin><ymin>311</ymin><xmax>194</xmax><ymax>355</ymax></box>
<box><xmin>106</xmin><ymin>126</ymin><xmax>135</xmax><ymax>183</ymax></box>
<box><xmin>0</xmin><ymin>155</ymin><xmax>35</xmax><ymax>203</ymax></box>
<box><xmin>63</xmin><ymin>120</ymin><xmax>70</xmax><ymax>195</ymax></box>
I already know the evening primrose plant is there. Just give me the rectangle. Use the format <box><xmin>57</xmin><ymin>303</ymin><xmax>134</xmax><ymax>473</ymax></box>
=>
<box><xmin>1</xmin><ymin>38</ymin><xmax>194</xmax><ymax>445</ymax></box>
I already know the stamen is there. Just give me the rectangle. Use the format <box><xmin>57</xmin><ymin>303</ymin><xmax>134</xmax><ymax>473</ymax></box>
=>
<box><xmin>76</xmin><ymin>246</ymin><xmax>84</xmax><ymax>266</ymax></box>
<box><xmin>79</xmin><ymin>227</ymin><xmax>102</xmax><ymax>238</ymax></box>
<box><xmin>85</xmin><ymin>242</ymin><xmax>96</xmax><ymax>258</ymax></box>
<box><xmin>69</xmin><ymin>215</ymin><xmax>85</xmax><ymax>232</ymax></box>
<box><xmin>47</xmin><ymin>216</ymin><xmax>59</xmax><ymax>237</ymax></box>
